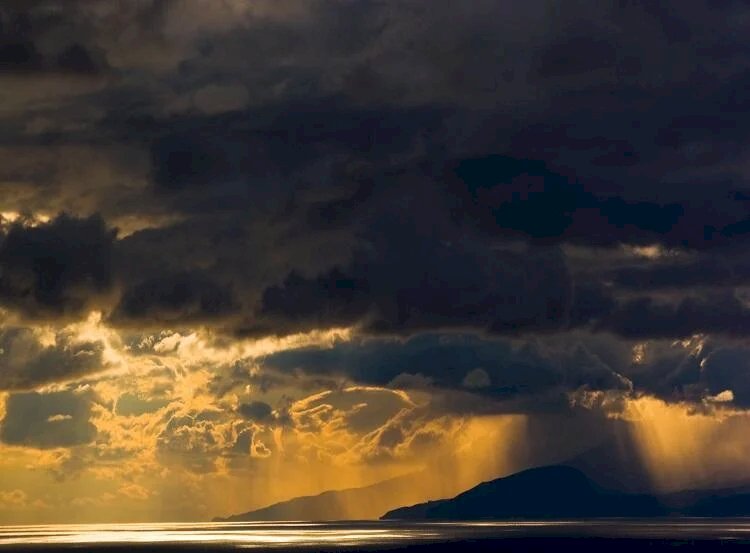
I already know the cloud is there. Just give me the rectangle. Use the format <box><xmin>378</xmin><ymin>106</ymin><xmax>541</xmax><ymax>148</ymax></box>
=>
<box><xmin>0</xmin><ymin>2</ymin><xmax>111</xmax><ymax>84</ymax></box>
<box><xmin>291</xmin><ymin>387</ymin><xmax>414</xmax><ymax>434</ymax></box>
<box><xmin>284</xmin><ymin>386</ymin><xmax>431</xmax><ymax>465</ymax></box>
<box><xmin>0</xmin><ymin>214</ymin><xmax>116</xmax><ymax>318</ymax></box>
<box><xmin>699</xmin><ymin>348</ymin><xmax>750</xmax><ymax>408</ymax></box>
<box><xmin>0</xmin><ymin>325</ymin><xmax>105</xmax><ymax>390</ymax></box>
<box><xmin>262</xmin><ymin>333</ymin><xmax>632</xmax><ymax>411</ymax></box>
<box><xmin>111</xmin><ymin>271</ymin><xmax>238</xmax><ymax>327</ymax></box>
<box><xmin>0</xmin><ymin>489</ymin><xmax>27</xmax><ymax>507</ymax></box>
<box><xmin>253</xmin><ymin>234</ymin><xmax>572</xmax><ymax>337</ymax></box>
<box><xmin>0</xmin><ymin>390</ymin><xmax>97</xmax><ymax>448</ymax></box>
<box><xmin>146</xmin><ymin>100</ymin><xmax>444</xmax><ymax>194</ymax></box>
<box><xmin>609</xmin><ymin>251</ymin><xmax>750</xmax><ymax>291</ymax></box>
<box><xmin>237</xmin><ymin>401</ymin><xmax>274</xmax><ymax>423</ymax></box>
<box><xmin>1</xmin><ymin>0</ymin><xmax>749</xmax><ymax>343</ymax></box>
<box><xmin>446</xmin><ymin>153</ymin><xmax>750</xmax><ymax>250</ymax></box>
<box><xmin>156</xmin><ymin>411</ymin><xmax>225</xmax><ymax>472</ymax></box>
<box><xmin>156</xmin><ymin>409</ymin><xmax>265</xmax><ymax>472</ymax></box>
<box><xmin>46</xmin><ymin>414</ymin><xmax>72</xmax><ymax>422</ymax></box>
<box><xmin>2</xmin><ymin>2</ymin><xmax>750</xmax><ymax>354</ymax></box>
<box><xmin>602</xmin><ymin>293</ymin><xmax>750</xmax><ymax>339</ymax></box>
<box><xmin>117</xmin><ymin>483</ymin><xmax>151</xmax><ymax>501</ymax></box>
<box><xmin>191</xmin><ymin>84</ymin><xmax>249</xmax><ymax>115</ymax></box>
<box><xmin>462</xmin><ymin>368</ymin><xmax>491</xmax><ymax>389</ymax></box>
<box><xmin>114</xmin><ymin>393</ymin><xmax>170</xmax><ymax>417</ymax></box>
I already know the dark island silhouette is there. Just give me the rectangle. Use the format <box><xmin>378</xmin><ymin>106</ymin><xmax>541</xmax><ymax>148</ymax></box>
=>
<box><xmin>214</xmin><ymin>442</ymin><xmax>750</xmax><ymax>522</ymax></box>
<box><xmin>381</xmin><ymin>465</ymin><xmax>665</xmax><ymax>520</ymax></box>
<box><xmin>381</xmin><ymin>464</ymin><xmax>750</xmax><ymax>520</ymax></box>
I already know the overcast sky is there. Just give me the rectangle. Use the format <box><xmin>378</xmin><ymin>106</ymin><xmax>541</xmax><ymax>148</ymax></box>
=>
<box><xmin>3</xmin><ymin>0</ymin><xmax>750</xmax><ymax>523</ymax></box>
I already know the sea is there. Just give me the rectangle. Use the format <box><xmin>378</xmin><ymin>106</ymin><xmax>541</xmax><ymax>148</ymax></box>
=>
<box><xmin>3</xmin><ymin>520</ymin><xmax>750</xmax><ymax>551</ymax></box>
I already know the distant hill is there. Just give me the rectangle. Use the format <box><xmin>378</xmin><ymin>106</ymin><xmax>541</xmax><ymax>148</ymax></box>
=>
<box><xmin>381</xmin><ymin>464</ymin><xmax>750</xmax><ymax>520</ymax></box>
<box><xmin>565</xmin><ymin>440</ymin><xmax>654</xmax><ymax>493</ymax></box>
<box><xmin>381</xmin><ymin>465</ymin><xmax>666</xmax><ymax>520</ymax></box>
<box><xmin>215</xmin><ymin>443</ymin><xmax>750</xmax><ymax>522</ymax></box>
<box><xmin>671</xmin><ymin>488</ymin><xmax>750</xmax><ymax>517</ymax></box>
<box><xmin>214</xmin><ymin>473</ymin><xmax>437</xmax><ymax>522</ymax></box>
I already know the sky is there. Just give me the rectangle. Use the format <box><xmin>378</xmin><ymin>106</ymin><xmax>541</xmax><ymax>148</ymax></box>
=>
<box><xmin>2</xmin><ymin>0</ymin><xmax>750</xmax><ymax>523</ymax></box>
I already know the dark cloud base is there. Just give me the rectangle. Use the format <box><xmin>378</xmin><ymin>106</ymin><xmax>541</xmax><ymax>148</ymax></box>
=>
<box><xmin>1</xmin><ymin>0</ymin><xmax>750</xmax><ymax>400</ymax></box>
<box><xmin>0</xmin><ymin>214</ymin><xmax>115</xmax><ymax>318</ymax></box>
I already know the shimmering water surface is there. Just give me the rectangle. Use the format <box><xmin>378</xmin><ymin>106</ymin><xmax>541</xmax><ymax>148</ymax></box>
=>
<box><xmin>3</xmin><ymin>520</ymin><xmax>750</xmax><ymax>550</ymax></box>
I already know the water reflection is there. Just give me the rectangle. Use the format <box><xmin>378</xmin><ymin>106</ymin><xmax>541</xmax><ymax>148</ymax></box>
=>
<box><xmin>0</xmin><ymin>522</ymin><xmax>437</xmax><ymax>548</ymax></box>
<box><xmin>2</xmin><ymin>520</ymin><xmax>750</xmax><ymax>548</ymax></box>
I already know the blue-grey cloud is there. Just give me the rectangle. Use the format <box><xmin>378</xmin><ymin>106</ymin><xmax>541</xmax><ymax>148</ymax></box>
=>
<box><xmin>0</xmin><ymin>390</ymin><xmax>96</xmax><ymax>448</ymax></box>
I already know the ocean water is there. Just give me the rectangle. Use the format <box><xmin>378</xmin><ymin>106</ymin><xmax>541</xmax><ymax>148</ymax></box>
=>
<box><xmin>3</xmin><ymin>520</ymin><xmax>750</xmax><ymax>551</ymax></box>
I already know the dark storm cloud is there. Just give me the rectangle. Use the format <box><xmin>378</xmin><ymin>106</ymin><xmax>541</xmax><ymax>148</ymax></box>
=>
<box><xmin>568</xmin><ymin>283</ymin><xmax>616</xmax><ymax>328</ymax></box>
<box><xmin>0</xmin><ymin>214</ymin><xmax>115</xmax><ymax>318</ymax></box>
<box><xmin>111</xmin><ymin>271</ymin><xmax>238</xmax><ymax>326</ymax></box>
<box><xmin>0</xmin><ymin>326</ymin><xmax>104</xmax><ymax>390</ymax></box>
<box><xmin>602</xmin><ymin>293</ymin><xmax>750</xmax><ymax>339</ymax></box>
<box><xmin>148</xmin><ymin>101</ymin><xmax>444</xmax><ymax>195</ymax></box>
<box><xmin>0</xmin><ymin>4</ymin><xmax>106</xmax><ymax>75</ymax></box>
<box><xmin>262</xmin><ymin>333</ymin><xmax>631</xmax><ymax>410</ymax></box>
<box><xmin>550</xmin><ymin>333</ymin><xmax>750</xmax><ymax>410</ymax></box>
<box><xmin>252</xmin><ymin>235</ymin><xmax>572</xmax><ymax>337</ymax></box>
<box><xmin>0</xmin><ymin>38</ymin><xmax>42</xmax><ymax>72</ymax></box>
<box><xmin>534</xmin><ymin>35</ymin><xmax>623</xmax><ymax>79</ymax></box>
<box><xmin>700</xmin><ymin>348</ymin><xmax>750</xmax><ymax>407</ymax></box>
<box><xmin>99</xmin><ymin>0</ymin><xmax>750</xmax><ymax>343</ymax></box>
<box><xmin>444</xmin><ymin>154</ymin><xmax>750</xmax><ymax>249</ymax></box>
<box><xmin>0</xmin><ymin>390</ymin><xmax>96</xmax><ymax>448</ymax></box>
<box><xmin>608</xmin><ymin>250</ymin><xmax>750</xmax><ymax>291</ymax></box>
<box><xmin>3</xmin><ymin>0</ymin><xmax>750</xmax><ymax>348</ymax></box>
<box><xmin>612</xmin><ymin>256</ymin><xmax>736</xmax><ymax>290</ymax></box>
<box><xmin>260</xmin><ymin>330</ymin><xmax>750</xmax><ymax>411</ymax></box>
